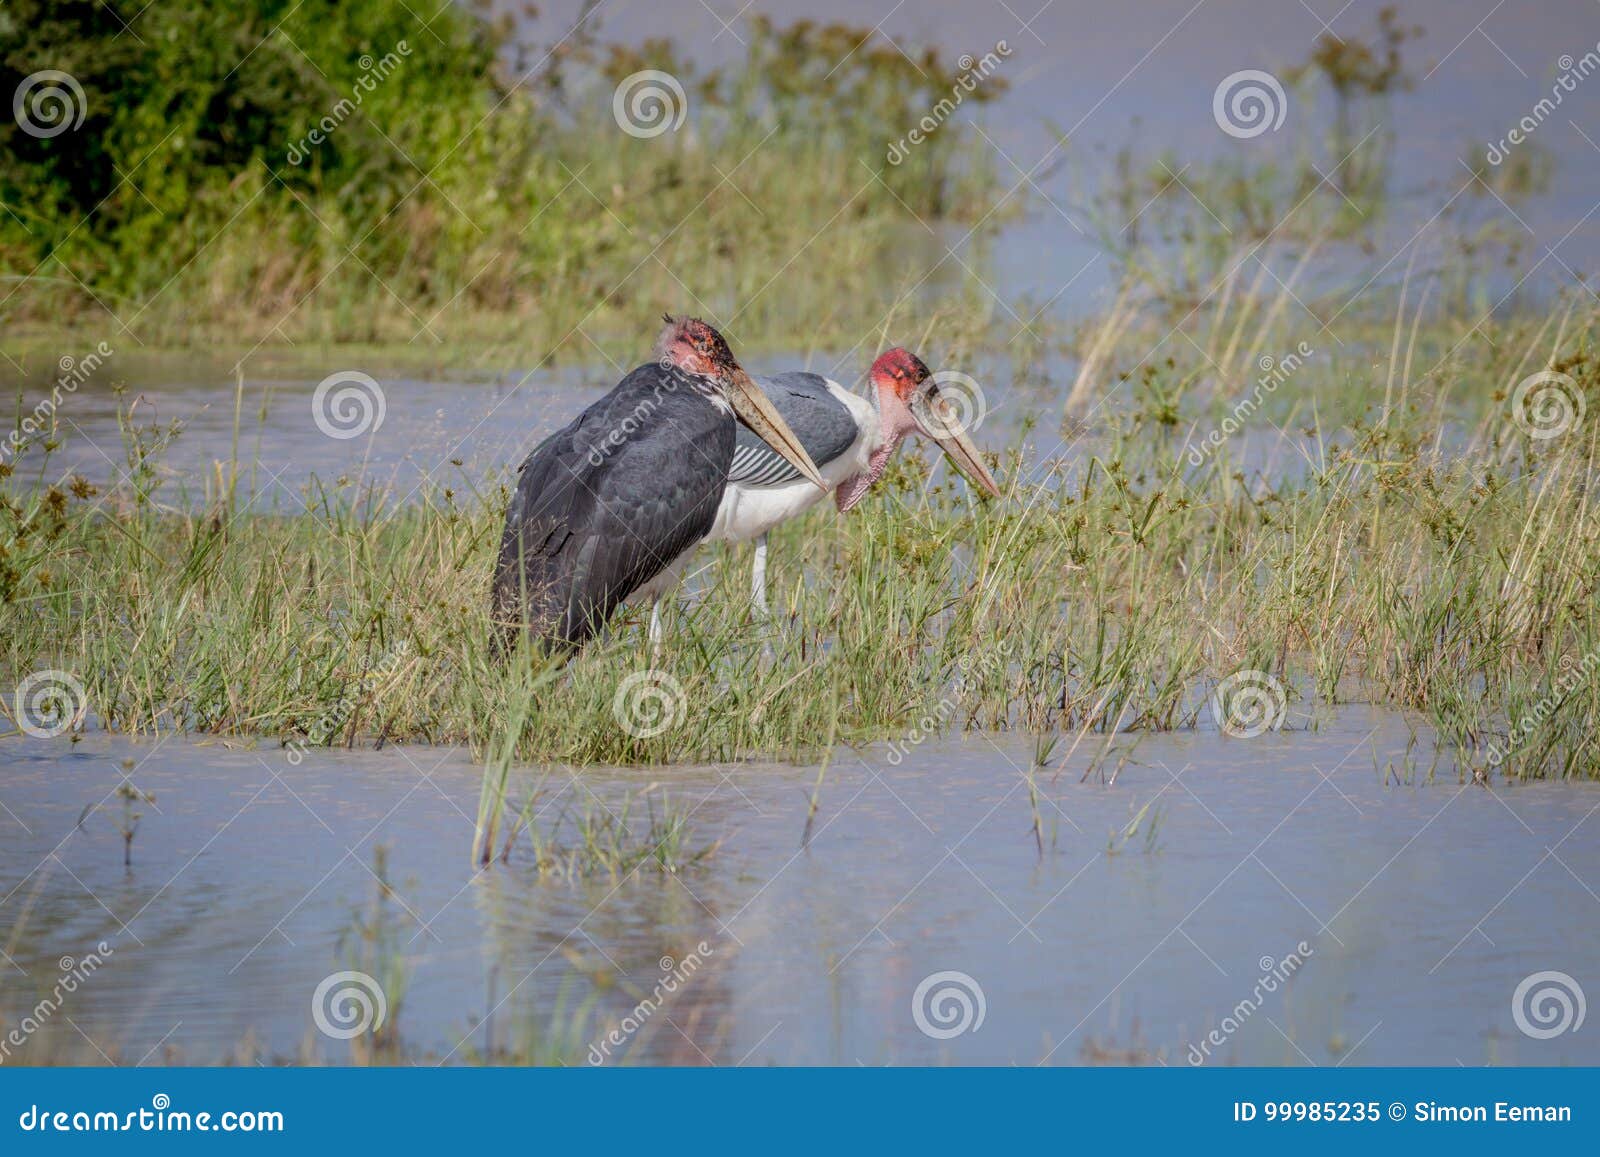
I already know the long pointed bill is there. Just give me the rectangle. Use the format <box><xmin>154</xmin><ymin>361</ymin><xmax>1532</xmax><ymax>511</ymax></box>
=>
<box><xmin>923</xmin><ymin>390</ymin><xmax>1001</xmax><ymax>498</ymax></box>
<box><xmin>726</xmin><ymin>369</ymin><xmax>827</xmax><ymax>489</ymax></box>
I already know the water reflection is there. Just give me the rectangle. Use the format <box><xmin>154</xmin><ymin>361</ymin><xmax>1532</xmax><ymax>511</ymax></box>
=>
<box><xmin>2</xmin><ymin>712</ymin><xmax>1597</xmax><ymax>1065</ymax></box>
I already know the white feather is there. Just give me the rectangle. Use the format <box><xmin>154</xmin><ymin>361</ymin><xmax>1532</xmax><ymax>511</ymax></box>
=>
<box><xmin>706</xmin><ymin>379</ymin><xmax>879</xmax><ymax>544</ymax></box>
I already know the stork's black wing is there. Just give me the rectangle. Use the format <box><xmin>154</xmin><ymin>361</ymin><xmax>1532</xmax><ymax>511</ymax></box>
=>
<box><xmin>491</xmin><ymin>364</ymin><xmax>734</xmax><ymax>651</ymax></box>
<box><xmin>727</xmin><ymin>372</ymin><xmax>859</xmax><ymax>487</ymax></box>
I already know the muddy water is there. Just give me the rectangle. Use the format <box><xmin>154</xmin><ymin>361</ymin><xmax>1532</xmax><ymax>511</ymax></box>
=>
<box><xmin>2</xmin><ymin>710</ymin><xmax>1596</xmax><ymax>1066</ymax></box>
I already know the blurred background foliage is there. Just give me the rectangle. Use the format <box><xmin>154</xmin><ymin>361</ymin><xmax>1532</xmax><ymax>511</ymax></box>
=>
<box><xmin>0</xmin><ymin>0</ymin><xmax>1008</xmax><ymax>349</ymax></box>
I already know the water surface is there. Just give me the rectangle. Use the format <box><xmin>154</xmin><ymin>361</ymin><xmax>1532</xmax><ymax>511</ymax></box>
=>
<box><xmin>3</xmin><ymin>711</ymin><xmax>1595</xmax><ymax>1065</ymax></box>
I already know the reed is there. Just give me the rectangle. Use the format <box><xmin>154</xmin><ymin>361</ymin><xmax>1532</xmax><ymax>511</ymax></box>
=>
<box><xmin>3</xmin><ymin>291</ymin><xmax>1598</xmax><ymax>784</ymax></box>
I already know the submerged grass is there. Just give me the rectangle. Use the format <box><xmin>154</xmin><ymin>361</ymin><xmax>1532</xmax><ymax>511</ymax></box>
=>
<box><xmin>3</xmin><ymin>8</ymin><xmax>1598</xmax><ymax>783</ymax></box>
<box><xmin>3</xmin><ymin>289</ymin><xmax>1600</xmax><ymax>783</ymax></box>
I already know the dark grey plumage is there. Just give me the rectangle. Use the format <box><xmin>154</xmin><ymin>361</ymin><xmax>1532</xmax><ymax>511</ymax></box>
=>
<box><xmin>727</xmin><ymin>372</ymin><xmax>860</xmax><ymax>487</ymax></box>
<box><xmin>491</xmin><ymin>363</ymin><xmax>736</xmax><ymax>652</ymax></box>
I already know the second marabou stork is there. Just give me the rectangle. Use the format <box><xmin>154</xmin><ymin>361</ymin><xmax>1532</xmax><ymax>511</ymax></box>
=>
<box><xmin>491</xmin><ymin>316</ymin><xmax>824</xmax><ymax>654</ymax></box>
<box><xmin>702</xmin><ymin>347</ymin><xmax>1002</xmax><ymax>614</ymax></box>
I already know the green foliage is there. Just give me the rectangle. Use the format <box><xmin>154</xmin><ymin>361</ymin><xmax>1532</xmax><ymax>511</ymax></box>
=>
<box><xmin>0</xmin><ymin>0</ymin><xmax>498</xmax><ymax>264</ymax></box>
<box><xmin>6</xmin><ymin>306</ymin><xmax>1600</xmax><ymax>782</ymax></box>
<box><xmin>0</xmin><ymin>3</ymin><xmax>1004</xmax><ymax>349</ymax></box>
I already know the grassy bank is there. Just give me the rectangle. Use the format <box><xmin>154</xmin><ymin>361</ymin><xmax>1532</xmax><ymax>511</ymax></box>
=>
<box><xmin>3</xmin><ymin>291</ymin><xmax>1598</xmax><ymax>783</ymax></box>
<box><xmin>4</xmin><ymin>7</ymin><xmax>1598</xmax><ymax>784</ymax></box>
<box><xmin>0</xmin><ymin>4</ymin><xmax>1006</xmax><ymax>355</ymax></box>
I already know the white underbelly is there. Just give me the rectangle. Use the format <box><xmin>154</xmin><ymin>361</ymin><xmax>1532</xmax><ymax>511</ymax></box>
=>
<box><xmin>707</xmin><ymin>422</ymin><xmax>873</xmax><ymax>543</ymax></box>
<box><xmin>706</xmin><ymin>477</ymin><xmax>829</xmax><ymax>543</ymax></box>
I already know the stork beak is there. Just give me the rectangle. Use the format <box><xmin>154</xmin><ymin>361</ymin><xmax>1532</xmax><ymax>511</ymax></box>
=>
<box><xmin>726</xmin><ymin>369</ymin><xmax>827</xmax><ymax>489</ymax></box>
<box><xmin>922</xmin><ymin>389</ymin><xmax>1001</xmax><ymax>498</ymax></box>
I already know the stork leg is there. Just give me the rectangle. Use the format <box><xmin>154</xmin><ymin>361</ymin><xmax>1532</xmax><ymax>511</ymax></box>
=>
<box><xmin>648</xmin><ymin>596</ymin><xmax>663</xmax><ymax>658</ymax></box>
<box><xmin>751</xmin><ymin>533</ymin><xmax>770</xmax><ymax>617</ymax></box>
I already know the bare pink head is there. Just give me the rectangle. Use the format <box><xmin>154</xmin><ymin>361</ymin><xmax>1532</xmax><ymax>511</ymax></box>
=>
<box><xmin>847</xmin><ymin>345</ymin><xmax>1000</xmax><ymax>506</ymax></box>
<box><xmin>649</xmin><ymin>314</ymin><xmax>826</xmax><ymax>488</ymax></box>
<box><xmin>868</xmin><ymin>347</ymin><xmax>934</xmax><ymax>441</ymax></box>
<box><xmin>654</xmin><ymin>314</ymin><xmax>740</xmax><ymax>382</ymax></box>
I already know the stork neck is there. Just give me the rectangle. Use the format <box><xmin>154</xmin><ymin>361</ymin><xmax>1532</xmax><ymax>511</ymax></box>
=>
<box><xmin>835</xmin><ymin>429</ymin><xmax>902</xmax><ymax>512</ymax></box>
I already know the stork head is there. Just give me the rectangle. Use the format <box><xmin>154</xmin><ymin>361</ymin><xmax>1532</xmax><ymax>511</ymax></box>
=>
<box><xmin>869</xmin><ymin>348</ymin><xmax>1001</xmax><ymax>498</ymax></box>
<box><xmin>655</xmin><ymin>315</ymin><xmax>738</xmax><ymax>380</ymax></box>
<box><xmin>654</xmin><ymin>315</ymin><xmax>825</xmax><ymax>489</ymax></box>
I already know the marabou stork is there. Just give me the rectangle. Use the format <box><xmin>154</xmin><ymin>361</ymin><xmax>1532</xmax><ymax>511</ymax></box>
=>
<box><xmin>702</xmin><ymin>347</ymin><xmax>1002</xmax><ymax>614</ymax></box>
<box><xmin>491</xmin><ymin>316</ymin><xmax>825</xmax><ymax>654</ymax></box>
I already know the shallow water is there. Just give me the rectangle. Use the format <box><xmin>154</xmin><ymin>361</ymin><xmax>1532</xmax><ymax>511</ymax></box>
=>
<box><xmin>6</xmin><ymin>0</ymin><xmax>1600</xmax><ymax>1067</ymax></box>
<box><xmin>2</xmin><ymin>710</ymin><xmax>1596</xmax><ymax>1066</ymax></box>
<box><xmin>8</xmin><ymin>346</ymin><xmax>1069</xmax><ymax>505</ymax></box>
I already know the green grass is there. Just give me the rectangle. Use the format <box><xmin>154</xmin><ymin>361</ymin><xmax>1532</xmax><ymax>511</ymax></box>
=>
<box><xmin>4</xmin><ymin>6</ymin><xmax>1598</xmax><ymax>786</ymax></box>
<box><xmin>4</xmin><ymin>285</ymin><xmax>1600</xmax><ymax>786</ymax></box>
<box><xmin>1</xmin><ymin>4</ymin><xmax>1010</xmax><ymax>359</ymax></box>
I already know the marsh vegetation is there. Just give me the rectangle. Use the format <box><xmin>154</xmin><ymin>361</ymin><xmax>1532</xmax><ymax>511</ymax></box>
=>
<box><xmin>3</xmin><ymin>7</ymin><xmax>1598</xmax><ymax>788</ymax></box>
